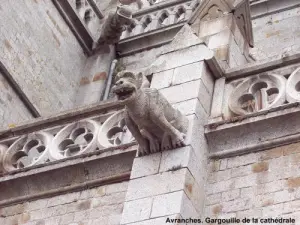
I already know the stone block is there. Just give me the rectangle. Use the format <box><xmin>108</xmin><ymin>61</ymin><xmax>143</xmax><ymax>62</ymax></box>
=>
<box><xmin>125</xmin><ymin>169</ymin><xmax>188</xmax><ymax>201</ymax></box>
<box><xmin>180</xmin><ymin>191</ymin><xmax>200</xmax><ymax>219</ymax></box>
<box><xmin>206</xmin><ymin>193</ymin><xmax>222</xmax><ymax>206</ymax></box>
<box><xmin>121</xmin><ymin>197</ymin><xmax>152</xmax><ymax>224</ymax></box>
<box><xmin>208</xmin><ymin>169</ymin><xmax>231</xmax><ymax>183</ymax></box>
<box><xmin>105</xmin><ymin>181</ymin><xmax>129</xmax><ymax>194</ymax></box>
<box><xmin>47</xmin><ymin>192</ymin><xmax>80</xmax><ymax>207</ymax></box>
<box><xmin>199</xmin><ymin>15</ymin><xmax>233</xmax><ymax>38</ymax></box>
<box><xmin>184</xmin><ymin>168</ymin><xmax>205</xmax><ymax>214</ymax></box>
<box><xmin>173</xmin><ymin>62</ymin><xmax>202</xmax><ymax>85</ymax></box>
<box><xmin>210</xmin><ymin>77</ymin><xmax>225</xmax><ymax>118</ymax></box>
<box><xmin>60</xmin><ymin>213</ymin><xmax>74</xmax><ymax>224</ymax></box>
<box><xmin>147</xmin><ymin>44</ymin><xmax>214</xmax><ymax>74</ymax></box>
<box><xmin>150</xmin><ymin>69</ymin><xmax>174</xmax><ymax>89</ymax></box>
<box><xmin>130</xmin><ymin>152</ymin><xmax>161</xmax><ymax>179</ymax></box>
<box><xmin>150</xmin><ymin>191</ymin><xmax>183</xmax><ymax>218</ymax></box>
<box><xmin>234</xmin><ymin>174</ymin><xmax>257</xmax><ymax>189</ymax></box>
<box><xmin>208</xmin><ymin>30</ymin><xmax>232</xmax><ymax>49</ymax></box>
<box><xmin>227</xmin><ymin>153</ymin><xmax>259</xmax><ymax>168</ymax></box>
<box><xmin>221</xmin><ymin>189</ymin><xmax>240</xmax><ymax>202</ymax></box>
<box><xmin>207</xmin><ymin>179</ymin><xmax>235</xmax><ymax>195</ymax></box>
<box><xmin>173</xmin><ymin>98</ymin><xmax>208</xmax><ymax>123</ymax></box>
<box><xmin>160</xmin><ymin>80</ymin><xmax>201</xmax><ymax>104</ymax></box>
<box><xmin>159</xmin><ymin>146</ymin><xmax>203</xmax><ymax>186</ymax></box>
<box><xmin>185</xmin><ymin>115</ymin><xmax>208</xmax><ymax>160</ymax></box>
<box><xmin>222</xmin><ymin>198</ymin><xmax>252</xmax><ymax>213</ymax></box>
<box><xmin>231</xmin><ymin>165</ymin><xmax>252</xmax><ymax>178</ymax></box>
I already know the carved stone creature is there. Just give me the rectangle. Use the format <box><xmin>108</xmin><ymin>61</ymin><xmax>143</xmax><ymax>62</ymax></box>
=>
<box><xmin>94</xmin><ymin>6</ymin><xmax>133</xmax><ymax>49</ymax></box>
<box><xmin>112</xmin><ymin>71</ymin><xmax>188</xmax><ymax>156</ymax></box>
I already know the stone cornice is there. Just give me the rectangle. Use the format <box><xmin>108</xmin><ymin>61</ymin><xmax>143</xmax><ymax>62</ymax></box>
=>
<box><xmin>0</xmin><ymin>146</ymin><xmax>136</xmax><ymax>207</ymax></box>
<box><xmin>0</xmin><ymin>99</ymin><xmax>122</xmax><ymax>140</ymax></box>
<box><xmin>206</xmin><ymin>102</ymin><xmax>300</xmax><ymax>159</ymax></box>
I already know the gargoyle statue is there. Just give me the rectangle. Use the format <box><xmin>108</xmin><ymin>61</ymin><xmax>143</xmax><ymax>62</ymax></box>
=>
<box><xmin>112</xmin><ymin>71</ymin><xmax>189</xmax><ymax>156</ymax></box>
<box><xmin>93</xmin><ymin>6</ymin><xmax>133</xmax><ymax>52</ymax></box>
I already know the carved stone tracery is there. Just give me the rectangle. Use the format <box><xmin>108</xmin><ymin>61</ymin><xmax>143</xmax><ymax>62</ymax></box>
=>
<box><xmin>3</xmin><ymin>132</ymin><xmax>53</xmax><ymax>172</ymax></box>
<box><xmin>0</xmin><ymin>111</ymin><xmax>134</xmax><ymax>173</ymax></box>
<box><xmin>228</xmin><ymin>74</ymin><xmax>286</xmax><ymax>115</ymax></box>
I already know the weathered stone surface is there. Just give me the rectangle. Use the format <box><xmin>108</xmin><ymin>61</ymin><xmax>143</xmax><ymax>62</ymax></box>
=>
<box><xmin>150</xmin><ymin>191</ymin><xmax>183</xmax><ymax>218</ymax></box>
<box><xmin>0</xmin><ymin>0</ymin><xmax>88</xmax><ymax>120</ymax></box>
<box><xmin>125</xmin><ymin>169</ymin><xmax>189</xmax><ymax>201</ymax></box>
<box><xmin>130</xmin><ymin>152</ymin><xmax>161</xmax><ymax>179</ymax></box>
<box><xmin>121</xmin><ymin>197</ymin><xmax>152</xmax><ymax>224</ymax></box>
<box><xmin>146</xmin><ymin>44</ymin><xmax>214</xmax><ymax>74</ymax></box>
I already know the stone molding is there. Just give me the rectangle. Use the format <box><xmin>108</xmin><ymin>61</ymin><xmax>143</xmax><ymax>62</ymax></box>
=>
<box><xmin>250</xmin><ymin>0</ymin><xmax>300</xmax><ymax>19</ymax></box>
<box><xmin>206</xmin><ymin>102</ymin><xmax>300</xmax><ymax>159</ymax></box>
<box><xmin>0</xmin><ymin>147</ymin><xmax>136</xmax><ymax>207</ymax></box>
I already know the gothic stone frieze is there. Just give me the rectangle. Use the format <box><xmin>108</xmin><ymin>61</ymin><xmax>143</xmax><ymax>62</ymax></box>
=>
<box><xmin>0</xmin><ymin>110</ymin><xmax>134</xmax><ymax>173</ymax></box>
<box><xmin>120</xmin><ymin>0</ymin><xmax>198</xmax><ymax>40</ymax></box>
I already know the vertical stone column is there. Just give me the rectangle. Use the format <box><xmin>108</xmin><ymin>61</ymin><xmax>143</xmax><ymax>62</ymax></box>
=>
<box><xmin>120</xmin><ymin>25</ymin><xmax>215</xmax><ymax>224</ymax></box>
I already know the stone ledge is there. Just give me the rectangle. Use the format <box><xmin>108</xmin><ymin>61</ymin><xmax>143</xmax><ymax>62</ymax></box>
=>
<box><xmin>0</xmin><ymin>99</ymin><xmax>122</xmax><ymax>140</ymax></box>
<box><xmin>0</xmin><ymin>145</ymin><xmax>137</xmax><ymax>207</ymax></box>
<box><xmin>205</xmin><ymin>103</ymin><xmax>300</xmax><ymax>159</ymax></box>
<box><xmin>117</xmin><ymin>22</ymin><xmax>185</xmax><ymax>57</ymax></box>
<box><xmin>250</xmin><ymin>0</ymin><xmax>300</xmax><ymax>19</ymax></box>
<box><xmin>225</xmin><ymin>51</ymin><xmax>300</xmax><ymax>80</ymax></box>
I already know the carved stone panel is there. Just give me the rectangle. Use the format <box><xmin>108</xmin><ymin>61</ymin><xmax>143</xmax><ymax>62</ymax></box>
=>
<box><xmin>228</xmin><ymin>74</ymin><xmax>286</xmax><ymax>115</ymax></box>
<box><xmin>98</xmin><ymin>110</ymin><xmax>134</xmax><ymax>148</ymax></box>
<box><xmin>49</xmin><ymin>120</ymin><xmax>99</xmax><ymax>160</ymax></box>
<box><xmin>2</xmin><ymin>132</ymin><xmax>53</xmax><ymax>172</ymax></box>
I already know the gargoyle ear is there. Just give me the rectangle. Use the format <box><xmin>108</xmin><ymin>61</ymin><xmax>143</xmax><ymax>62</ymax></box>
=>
<box><xmin>136</xmin><ymin>72</ymin><xmax>150</xmax><ymax>89</ymax></box>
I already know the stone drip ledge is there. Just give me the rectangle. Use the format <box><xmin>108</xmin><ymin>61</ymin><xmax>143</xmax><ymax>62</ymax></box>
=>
<box><xmin>224</xmin><ymin>52</ymin><xmax>300</xmax><ymax>80</ymax></box>
<box><xmin>0</xmin><ymin>144</ymin><xmax>137</xmax><ymax>208</ymax></box>
<box><xmin>0</xmin><ymin>99</ymin><xmax>122</xmax><ymax>140</ymax></box>
<box><xmin>205</xmin><ymin>102</ymin><xmax>300</xmax><ymax>159</ymax></box>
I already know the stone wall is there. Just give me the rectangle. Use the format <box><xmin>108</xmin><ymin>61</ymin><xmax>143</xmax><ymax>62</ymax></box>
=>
<box><xmin>205</xmin><ymin>142</ymin><xmax>300</xmax><ymax>223</ymax></box>
<box><xmin>0</xmin><ymin>0</ymin><xmax>87</xmax><ymax>117</ymax></box>
<box><xmin>0</xmin><ymin>72</ymin><xmax>32</xmax><ymax>128</ymax></box>
<box><xmin>0</xmin><ymin>181</ymin><xmax>128</xmax><ymax>225</ymax></box>
<box><xmin>250</xmin><ymin>6</ymin><xmax>300</xmax><ymax>61</ymax></box>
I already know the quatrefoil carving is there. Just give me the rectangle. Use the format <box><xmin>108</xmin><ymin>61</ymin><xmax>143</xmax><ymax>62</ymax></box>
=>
<box><xmin>229</xmin><ymin>74</ymin><xmax>286</xmax><ymax>115</ymax></box>
<box><xmin>50</xmin><ymin>120</ymin><xmax>99</xmax><ymax>160</ymax></box>
<box><xmin>98</xmin><ymin>110</ymin><xmax>134</xmax><ymax>148</ymax></box>
<box><xmin>2</xmin><ymin>132</ymin><xmax>53</xmax><ymax>172</ymax></box>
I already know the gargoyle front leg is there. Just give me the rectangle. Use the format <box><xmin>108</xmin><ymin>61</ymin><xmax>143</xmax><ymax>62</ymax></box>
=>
<box><xmin>150</xmin><ymin>114</ymin><xmax>186</xmax><ymax>149</ymax></box>
<box><xmin>140</xmin><ymin>129</ymin><xmax>160</xmax><ymax>153</ymax></box>
<box><xmin>124</xmin><ymin>112</ymin><xmax>150</xmax><ymax>156</ymax></box>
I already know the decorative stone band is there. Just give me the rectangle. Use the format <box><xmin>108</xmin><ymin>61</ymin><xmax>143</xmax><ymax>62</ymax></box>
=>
<box><xmin>223</xmin><ymin>67</ymin><xmax>300</xmax><ymax>117</ymax></box>
<box><xmin>0</xmin><ymin>108</ymin><xmax>134</xmax><ymax>174</ymax></box>
<box><xmin>120</xmin><ymin>0</ymin><xmax>199</xmax><ymax>40</ymax></box>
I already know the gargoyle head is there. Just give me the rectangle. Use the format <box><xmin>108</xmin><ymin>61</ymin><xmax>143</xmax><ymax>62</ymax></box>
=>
<box><xmin>112</xmin><ymin>71</ymin><xmax>149</xmax><ymax>103</ymax></box>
